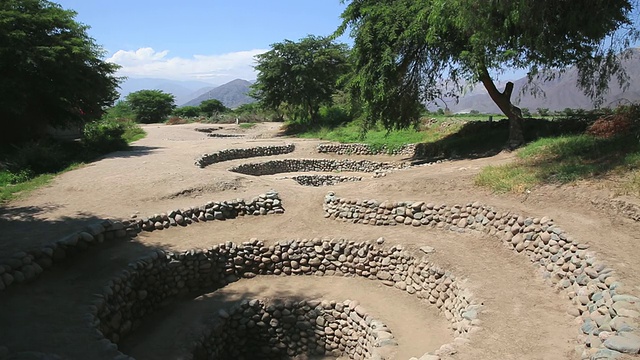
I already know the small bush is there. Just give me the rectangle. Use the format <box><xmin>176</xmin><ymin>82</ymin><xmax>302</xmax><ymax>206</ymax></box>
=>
<box><xmin>166</xmin><ymin>116</ymin><xmax>190</xmax><ymax>125</ymax></box>
<box><xmin>82</xmin><ymin>120</ymin><xmax>127</xmax><ymax>154</ymax></box>
<box><xmin>7</xmin><ymin>140</ymin><xmax>69</xmax><ymax>175</ymax></box>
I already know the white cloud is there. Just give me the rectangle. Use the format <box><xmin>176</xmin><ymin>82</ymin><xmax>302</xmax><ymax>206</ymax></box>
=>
<box><xmin>107</xmin><ymin>47</ymin><xmax>267</xmax><ymax>83</ymax></box>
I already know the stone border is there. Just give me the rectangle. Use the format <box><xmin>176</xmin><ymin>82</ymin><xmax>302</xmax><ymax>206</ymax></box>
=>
<box><xmin>0</xmin><ymin>191</ymin><xmax>283</xmax><ymax>293</ymax></box>
<box><xmin>193</xmin><ymin>298</ymin><xmax>395</xmax><ymax>360</ymax></box>
<box><xmin>323</xmin><ymin>192</ymin><xmax>640</xmax><ymax>358</ymax></box>
<box><xmin>207</xmin><ymin>133</ymin><xmax>244</xmax><ymax>138</ymax></box>
<box><xmin>195</xmin><ymin>144</ymin><xmax>295</xmax><ymax>168</ymax></box>
<box><xmin>194</xmin><ymin>127</ymin><xmax>222</xmax><ymax>134</ymax></box>
<box><xmin>318</xmin><ymin>143</ymin><xmax>417</xmax><ymax>157</ymax></box>
<box><xmin>288</xmin><ymin>175</ymin><xmax>363</xmax><ymax>187</ymax></box>
<box><xmin>90</xmin><ymin>238</ymin><xmax>480</xmax><ymax>360</ymax></box>
<box><xmin>229</xmin><ymin>159</ymin><xmax>410</xmax><ymax>177</ymax></box>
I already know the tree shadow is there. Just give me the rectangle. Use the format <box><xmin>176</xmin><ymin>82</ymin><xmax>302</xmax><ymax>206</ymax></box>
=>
<box><xmin>95</xmin><ymin>145</ymin><xmax>162</xmax><ymax>160</ymax></box>
<box><xmin>409</xmin><ymin>117</ymin><xmax>591</xmax><ymax>163</ymax></box>
<box><xmin>0</xmin><ymin>205</ymin><xmax>109</xmax><ymax>257</ymax></box>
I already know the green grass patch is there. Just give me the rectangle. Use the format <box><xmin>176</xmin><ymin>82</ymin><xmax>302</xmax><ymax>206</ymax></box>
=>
<box><xmin>122</xmin><ymin>121</ymin><xmax>147</xmax><ymax>143</ymax></box>
<box><xmin>475</xmin><ymin>133</ymin><xmax>640</xmax><ymax>193</ymax></box>
<box><xmin>239</xmin><ymin>123</ymin><xmax>257</xmax><ymax>129</ymax></box>
<box><xmin>296</xmin><ymin>119</ymin><xmax>465</xmax><ymax>153</ymax></box>
<box><xmin>0</xmin><ymin>163</ymin><xmax>83</xmax><ymax>203</ymax></box>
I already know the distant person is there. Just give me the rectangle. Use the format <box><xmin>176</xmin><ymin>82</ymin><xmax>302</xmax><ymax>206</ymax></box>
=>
<box><xmin>235</xmin><ymin>117</ymin><xmax>239</xmax><ymax>125</ymax></box>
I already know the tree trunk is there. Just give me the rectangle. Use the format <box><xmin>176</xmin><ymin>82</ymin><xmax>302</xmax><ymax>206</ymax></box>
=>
<box><xmin>478</xmin><ymin>66</ymin><xmax>525</xmax><ymax>149</ymax></box>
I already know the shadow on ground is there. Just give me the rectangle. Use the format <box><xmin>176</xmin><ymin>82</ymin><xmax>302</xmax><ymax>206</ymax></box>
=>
<box><xmin>410</xmin><ymin>117</ymin><xmax>591</xmax><ymax>163</ymax></box>
<box><xmin>0</xmin><ymin>205</ymin><xmax>110</xmax><ymax>256</ymax></box>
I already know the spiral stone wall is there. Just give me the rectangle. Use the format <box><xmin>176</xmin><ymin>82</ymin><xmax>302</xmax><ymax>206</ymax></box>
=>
<box><xmin>317</xmin><ymin>143</ymin><xmax>417</xmax><ymax>157</ymax></box>
<box><xmin>195</xmin><ymin>144</ymin><xmax>295</xmax><ymax>168</ymax></box>
<box><xmin>91</xmin><ymin>238</ymin><xmax>480</xmax><ymax>359</ymax></box>
<box><xmin>323</xmin><ymin>192</ymin><xmax>640</xmax><ymax>358</ymax></box>
<box><xmin>290</xmin><ymin>175</ymin><xmax>363</xmax><ymax>187</ymax></box>
<box><xmin>0</xmin><ymin>191</ymin><xmax>283</xmax><ymax>293</ymax></box>
<box><xmin>229</xmin><ymin>159</ymin><xmax>410</xmax><ymax>176</ymax></box>
<box><xmin>192</xmin><ymin>298</ymin><xmax>396</xmax><ymax>360</ymax></box>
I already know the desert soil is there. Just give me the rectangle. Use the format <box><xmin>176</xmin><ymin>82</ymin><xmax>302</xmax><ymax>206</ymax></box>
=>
<box><xmin>0</xmin><ymin>122</ymin><xmax>638</xmax><ymax>360</ymax></box>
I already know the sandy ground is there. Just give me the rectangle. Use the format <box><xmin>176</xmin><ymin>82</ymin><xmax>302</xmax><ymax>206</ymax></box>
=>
<box><xmin>0</xmin><ymin>122</ymin><xmax>638</xmax><ymax>360</ymax></box>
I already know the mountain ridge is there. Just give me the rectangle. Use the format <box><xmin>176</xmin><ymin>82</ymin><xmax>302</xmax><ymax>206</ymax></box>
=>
<box><xmin>182</xmin><ymin>79</ymin><xmax>255</xmax><ymax>108</ymax></box>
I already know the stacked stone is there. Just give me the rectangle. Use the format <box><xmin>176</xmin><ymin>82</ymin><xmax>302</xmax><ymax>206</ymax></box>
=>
<box><xmin>0</xmin><ymin>191</ymin><xmax>283</xmax><ymax>293</ymax></box>
<box><xmin>91</xmin><ymin>238</ymin><xmax>478</xmax><ymax>359</ymax></box>
<box><xmin>0</xmin><ymin>219</ymin><xmax>133</xmax><ymax>292</ymax></box>
<box><xmin>229</xmin><ymin>159</ymin><xmax>410</xmax><ymax>176</ymax></box>
<box><xmin>131</xmin><ymin>190</ymin><xmax>283</xmax><ymax>232</ymax></box>
<box><xmin>317</xmin><ymin>143</ymin><xmax>417</xmax><ymax>157</ymax></box>
<box><xmin>192</xmin><ymin>298</ymin><xmax>395</xmax><ymax>360</ymax></box>
<box><xmin>195</xmin><ymin>144</ymin><xmax>295</xmax><ymax>168</ymax></box>
<box><xmin>291</xmin><ymin>175</ymin><xmax>363</xmax><ymax>187</ymax></box>
<box><xmin>207</xmin><ymin>133</ymin><xmax>244</xmax><ymax>138</ymax></box>
<box><xmin>323</xmin><ymin>192</ymin><xmax>640</xmax><ymax>358</ymax></box>
<box><xmin>194</xmin><ymin>127</ymin><xmax>222</xmax><ymax>133</ymax></box>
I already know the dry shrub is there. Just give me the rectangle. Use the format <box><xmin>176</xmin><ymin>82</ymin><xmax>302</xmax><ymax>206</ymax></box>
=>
<box><xmin>587</xmin><ymin>104</ymin><xmax>639</xmax><ymax>138</ymax></box>
<box><xmin>166</xmin><ymin>116</ymin><xmax>188</xmax><ymax>125</ymax></box>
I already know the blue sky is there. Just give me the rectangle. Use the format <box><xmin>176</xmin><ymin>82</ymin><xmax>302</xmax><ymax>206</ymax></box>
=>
<box><xmin>54</xmin><ymin>0</ymin><xmax>349</xmax><ymax>84</ymax></box>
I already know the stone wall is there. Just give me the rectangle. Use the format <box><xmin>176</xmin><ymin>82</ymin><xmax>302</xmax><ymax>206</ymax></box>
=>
<box><xmin>207</xmin><ymin>133</ymin><xmax>244</xmax><ymax>138</ymax></box>
<box><xmin>317</xmin><ymin>143</ymin><xmax>417</xmax><ymax>157</ymax></box>
<box><xmin>229</xmin><ymin>159</ymin><xmax>410</xmax><ymax>177</ymax></box>
<box><xmin>290</xmin><ymin>175</ymin><xmax>362</xmax><ymax>187</ymax></box>
<box><xmin>323</xmin><ymin>192</ymin><xmax>640</xmax><ymax>358</ymax></box>
<box><xmin>91</xmin><ymin>238</ymin><xmax>480</xmax><ymax>359</ymax></box>
<box><xmin>0</xmin><ymin>191</ymin><xmax>283</xmax><ymax>293</ymax></box>
<box><xmin>193</xmin><ymin>298</ymin><xmax>395</xmax><ymax>360</ymax></box>
<box><xmin>195</xmin><ymin>144</ymin><xmax>295</xmax><ymax>168</ymax></box>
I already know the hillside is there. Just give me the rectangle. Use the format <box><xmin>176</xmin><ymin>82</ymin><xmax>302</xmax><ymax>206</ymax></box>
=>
<box><xmin>118</xmin><ymin>78</ymin><xmax>217</xmax><ymax>105</ymax></box>
<box><xmin>181</xmin><ymin>79</ymin><xmax>255</xmax><ymax>108</ymax></box>
<box><xmin>448</xmin><ymin>49</ymin><xmax>640</xmax><ymax>113</ymax></box>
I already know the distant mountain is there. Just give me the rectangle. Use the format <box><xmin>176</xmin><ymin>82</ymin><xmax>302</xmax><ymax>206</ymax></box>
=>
<box><xmin>117</xmin><ymin>78</ymin><xmax>217</xmax><ymax>105</ymax></box>
<box><xmin>182</xmin><ymin>79</ymin><xmax>255</xmax><ymax>108</ymax></box>
<box><xmin>446</xmin><ymin>49</ymin><xmax>640</xmax><ymax>113</ymax></box>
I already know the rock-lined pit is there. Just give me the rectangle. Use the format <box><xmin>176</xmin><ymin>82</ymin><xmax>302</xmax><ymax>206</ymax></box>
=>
<box><xmin>93</xmin><ymin>238</ymin><xmax>479</xmax><ymax>359</ymax></box>
<box><xmin>195</xmin><ymin>144</ymin><xmax>295</xmax><ymax>168</ymax></box>
<box><xmin>229</xmin><ymin>159</ymin><xmax>410</xmax><ymax>177</ymax></box>
<box><xmin>289</xmin><ymin>175</ymin><xmax>363</xmax><ymax>187</ymax></box>
<box><xmin>193</xmin><ymin>298</ymin><xmax>395</xmax><ymax>360</ymax></box>
<box><xmin>323</xmin><ymin>192</ymin><xmax>640</xmax><ymax>358</ymax></box>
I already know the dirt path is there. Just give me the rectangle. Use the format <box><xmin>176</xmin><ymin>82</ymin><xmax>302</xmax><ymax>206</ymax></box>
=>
<box><xmin>0</xmin><ymin>122</ymin><xmax>638</xmax><ymax>360</ymax></box>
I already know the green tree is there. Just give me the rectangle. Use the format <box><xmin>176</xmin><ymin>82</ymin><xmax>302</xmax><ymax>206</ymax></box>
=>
<box><xmin>126</xmin><ymin>90</ymin><xmax>176</xmax><ymax>124</ymax></box>
<box><xmin>0</xmin><ymin>0</ymin><xmax>121</xmax><ymax>144</ymax></box>
<box><xmin>199</xmin><ymin>99</ymin><xmax>228</xmax><ymax>116</ymax></box>
<box><xmin>103</xmin><ymin>100</ymin><xmax>135</xmax><ymax>121</ymax></box>
<box><xmin>251</xmin><ymin>35</ymin><xmax>350</xmax><ymax>123</ymax></box>
<box><xmin>536</xmin><ymin>108</ymin><xmax>550</xmax><ymax>117</ymax></box>
<box><xmin>338</xmin><ymin>0</ymin><xmax>639</xmax><ymax>148</ymax></box>
<box><xmin>173</xmin><ymin>106</ymin><xmax>201</xmax><ymax>118</ymax></box>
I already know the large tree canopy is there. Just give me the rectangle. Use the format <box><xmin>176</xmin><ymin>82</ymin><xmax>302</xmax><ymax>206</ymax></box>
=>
<box><xmin>126</xmin><ymin>90</ymin><xmax>176</xmax><ymax>124</ymax></box>
<box><xmin>251</xmin><ymin>35</ymin><xmax>350</xmax><ymax>123</ymax></box>
<box><xmin>338</xmin><ymin>0</ymin><xmax>639</xmax><ymax>147</ymax></box>
<box><xmin>0</xmin><ymin>0</ymin><xmax>121</xmax><ymax>144</ymax></box>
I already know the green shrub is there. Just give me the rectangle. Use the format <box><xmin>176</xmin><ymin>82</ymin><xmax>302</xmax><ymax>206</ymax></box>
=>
<box><xmin>318</xmin><ymin>106</ymin><xmax>351</xmax><ymax>127</ymax></box>
<box><xmin>82</xmin><ymin>120</ymin><xmax>127</xmax><ymax>154</ymax></box>
<box><xmin>7</xmin><ymin>140</ymin><xmax>69</xmax><ymax>175</ymax></box>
